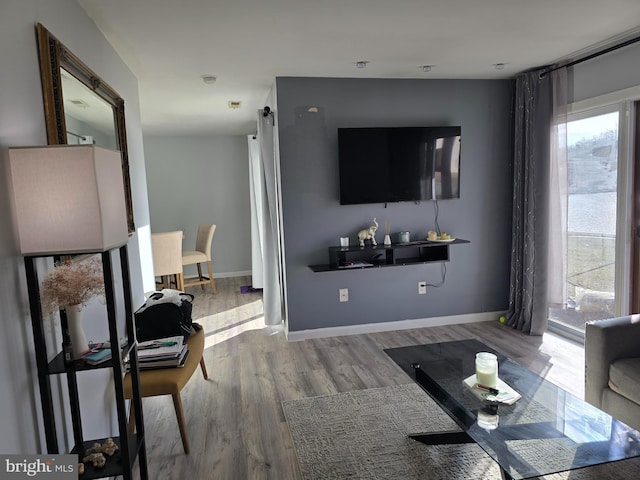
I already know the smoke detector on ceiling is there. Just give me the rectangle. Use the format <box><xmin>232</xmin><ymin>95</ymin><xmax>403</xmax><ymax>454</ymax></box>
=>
<box><xmin>228</xmin><ymin>101</ymin><xmax>242</xmax><ymax>109</ymax></box>
<box><xmin>202</xmin><ymin>75</ymin><xmax>217</xmax><ymax>84</ymax></box>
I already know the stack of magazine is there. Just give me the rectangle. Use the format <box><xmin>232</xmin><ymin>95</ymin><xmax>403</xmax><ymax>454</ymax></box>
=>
<box><xmin>134</xmin><ymin>335</ymin><xmax>189</xmax><ymax>370</ymax></box>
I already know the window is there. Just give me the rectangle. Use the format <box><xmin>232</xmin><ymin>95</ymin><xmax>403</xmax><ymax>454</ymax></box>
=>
<box><xmin>548</xmin><ymin>106</ymin><xmax>630</xmax><ymax>339</ymax></box>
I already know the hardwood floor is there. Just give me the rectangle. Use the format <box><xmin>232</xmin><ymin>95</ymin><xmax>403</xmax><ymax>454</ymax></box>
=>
<box><xmin>135</xmin><ymin>276</ymin><xmax>585</xmax><ymax>480</ymax></box>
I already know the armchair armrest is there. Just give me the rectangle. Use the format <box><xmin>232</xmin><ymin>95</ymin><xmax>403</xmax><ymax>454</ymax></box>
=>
<box><xmin>584</xmin><ymin>315</ymin><xmax>640</xmax><ymax>408</ymax></box>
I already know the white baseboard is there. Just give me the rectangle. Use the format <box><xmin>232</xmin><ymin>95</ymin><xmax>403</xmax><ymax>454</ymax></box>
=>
<box><xmin>182</xmin><ymin>265</ymin><xmax>251</xmax><ymax>279</ymax></box>
<box><xmin>214</xmin><ymin>270</ymin><xmax>252</xmax><ymax>279</ymax></box>
<box><xmin>285</xmin><ymin>311</ymin><xmax>504</xmax><ymax>342</ymax></box>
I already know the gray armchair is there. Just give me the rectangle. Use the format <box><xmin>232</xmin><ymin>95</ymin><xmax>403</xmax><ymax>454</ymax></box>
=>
<box><xmin>585</xmin><ymin>315</ymin><xmax>640</xmax><ymax>430</ymax></box>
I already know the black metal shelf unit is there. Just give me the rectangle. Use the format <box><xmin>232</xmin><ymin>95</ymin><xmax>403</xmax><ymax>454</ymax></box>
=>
<box><xmin>309</xmin><ymin>238</ymin><xmax>470</xmax><ymax>272</ymax></box>
<box><xmin>24</xmin><ymin>246</ymin><xmax>148</xmax><ymax>480</ymax></box>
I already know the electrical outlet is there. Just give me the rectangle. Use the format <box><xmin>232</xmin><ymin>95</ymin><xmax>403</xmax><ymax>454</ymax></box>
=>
<box><xmin>418</xmin><ymin>281</ymin><xmax>427</xmax><ymax>295</ymax></box>
<box><xmin>339</xmin><ymin>288</ymin><xmax>349</xmax><ymax>302</ymax></box>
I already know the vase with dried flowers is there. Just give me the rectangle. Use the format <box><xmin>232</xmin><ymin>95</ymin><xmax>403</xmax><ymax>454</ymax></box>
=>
<box><xmin>383</xmin><ymin>220</ymin><xmax>392</xmax><ymax>246</ymax></box>
<box><xmin>41</xmin><ymin>257</ymin><xmax>105</xmax><ymax>359</ymax></box>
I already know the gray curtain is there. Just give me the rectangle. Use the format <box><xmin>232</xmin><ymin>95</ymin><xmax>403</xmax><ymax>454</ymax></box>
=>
<box><xmin>506</xmin><ymin>69</ymin><xmax>554</xmax><ymax>335</ymax></box>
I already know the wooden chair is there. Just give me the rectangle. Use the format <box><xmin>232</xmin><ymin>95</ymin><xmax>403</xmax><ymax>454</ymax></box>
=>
<box><xmin>151</xmin><ymin>231</ymin><xmax>184</xmax><ymax>291</ymax></box>
<box><xmin>124</xmin><ymin>328</ymin><xmax>208</xmax><ymax>454</ymax></box>
<box><xmin>182</xmin><ymin>224</ymin><xmax>217</xmax><ymax>293</ymax></box>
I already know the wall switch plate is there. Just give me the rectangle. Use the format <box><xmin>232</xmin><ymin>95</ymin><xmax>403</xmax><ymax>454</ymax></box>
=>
<box><xmin>418</xmin><ymin>281</ymin><xmax>427</xmax><ymax>295</ymax></box>
<box><xmin>339</xmin><ymin>288</ymin><xmax>349</xmax><ymax>302</ymax></box>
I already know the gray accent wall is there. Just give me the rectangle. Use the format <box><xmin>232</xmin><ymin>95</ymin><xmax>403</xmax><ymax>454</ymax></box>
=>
<box><xmin>276</xmin><ymin>77</ymin><xmax>514</xmax><ymax>333</ymax></box>
<box><xmin>144</xmin><ymin>135</ymin><xmax>252</xmax><ymax>277</ymax></box>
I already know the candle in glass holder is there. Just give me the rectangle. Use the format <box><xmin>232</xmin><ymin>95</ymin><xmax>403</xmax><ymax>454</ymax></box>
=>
<box><xmin>475</xmin><ymin>352</ymin><xmax>498</xmax><ymax>388</ymax></box>
<box><xmin>477</xmin><ymin>406</ymin><xmax>499</xmax><ymax>430</ymax></box>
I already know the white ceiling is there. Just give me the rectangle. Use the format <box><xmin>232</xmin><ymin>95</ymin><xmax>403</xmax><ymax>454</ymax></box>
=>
<box><xmin>77</xmin><ymin>0</ymin><xmax>640</xmax><ymax>136</ymax></box>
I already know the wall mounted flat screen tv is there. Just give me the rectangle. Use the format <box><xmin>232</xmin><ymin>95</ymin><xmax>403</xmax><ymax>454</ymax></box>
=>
<box><xmin>338</xmin><ymin>126</ymin><xmax>461</xmax><ymax>205</ymax></box>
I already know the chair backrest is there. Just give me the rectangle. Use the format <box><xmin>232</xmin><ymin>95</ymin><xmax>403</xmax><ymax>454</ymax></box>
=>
<box><xmin>195</xmin><ymin>224</ymin><xmax>216</xmax><ymax>260</ymax></box>
<box><xmin>151</xmin><ymin>231</ymin><xmax>184</xmax><ymax>277</ymax></box>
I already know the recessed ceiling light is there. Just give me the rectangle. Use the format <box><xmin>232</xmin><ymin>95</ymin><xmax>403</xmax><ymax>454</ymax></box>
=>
<box><xmin>202</xmin><ymin>75</ymin><xmax>217</xmax><ymax>84</ymax></box>
<box><xmin>228</xmin><ymin>100</ymin><xmax>242</xmax><ymax>109</ymax></box>
<box><xmin>354</xmin><ymin>61</ymin><xmax>369</xmax><ymax>69</ymax></box>
<box><xmin>69</xmin><ymin>99</ymin><xmax>90</xmax><ymax>108</ymax></box>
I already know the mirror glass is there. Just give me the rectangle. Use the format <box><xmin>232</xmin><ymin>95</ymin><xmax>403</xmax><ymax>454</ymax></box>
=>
<box><xmin>61</xmin><ymin>68</ymin><xmax>117</xmax><ymax>148</ymax></box>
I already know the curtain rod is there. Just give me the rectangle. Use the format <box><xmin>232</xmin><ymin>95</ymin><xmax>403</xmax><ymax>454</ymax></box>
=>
<box><xmin>541</xmin><ymin>34</ymin><xmax>640</xmax><ymax>78</ymax></box>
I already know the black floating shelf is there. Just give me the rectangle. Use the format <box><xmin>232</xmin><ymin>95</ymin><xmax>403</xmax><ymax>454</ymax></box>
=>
<box><xmin>309</xmin><ymin>238</ymin><xmax>469</xmax><ymax>272</ymax></box>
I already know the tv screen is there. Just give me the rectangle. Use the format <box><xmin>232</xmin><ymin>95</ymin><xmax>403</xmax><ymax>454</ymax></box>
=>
<box><xmin>338</xmin><ymin>126</ymin><xmax>461</xmax><ymax>205</ymax></box>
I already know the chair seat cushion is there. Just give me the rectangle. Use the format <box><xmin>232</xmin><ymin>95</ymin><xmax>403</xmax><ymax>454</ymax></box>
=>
<box><xmin>124</xmin><ymin>328</ymin><xmax>204</xmax><ymax>398</ymax></box>
<box><xmin>608</xmin><ymin>357</ymin><xmax>640</xmax><ymax>406</ymax></box>
<box><xmin>182</xmin><ymin>250</ymin><xmax>207</xmax><ymax>265</ymax></box>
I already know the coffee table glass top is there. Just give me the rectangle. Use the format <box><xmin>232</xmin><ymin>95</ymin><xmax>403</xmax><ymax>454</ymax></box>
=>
<box><xmin>385</xmin><ymin>339</ymin><xmax>640</xmax><ymax>480</ymax></box>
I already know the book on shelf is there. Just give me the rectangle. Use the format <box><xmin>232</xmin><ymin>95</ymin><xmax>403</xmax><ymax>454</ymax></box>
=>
<box><xmin>82</xmin><ymin>348</ymin><xmax>112</xmax><ymax>365</ymax></box>
<box><xmin>82</xmin><ymin>338</ymin><xmax>129</xmax><ymax>365</ymax></box>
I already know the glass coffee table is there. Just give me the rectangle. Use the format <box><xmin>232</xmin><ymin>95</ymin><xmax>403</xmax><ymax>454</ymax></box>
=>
<box><xmin>384</xmin><ymin>339</ymin><xmax>640</xmax><ymax>480</ymax></box>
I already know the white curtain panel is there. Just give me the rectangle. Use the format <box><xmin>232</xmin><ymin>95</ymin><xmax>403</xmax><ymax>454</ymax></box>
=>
<box><xmin>547</xmin><ymin>67</ymin><xmax>569</xmax><ymax>307</ymax></box>
<box><xmin>256</xmin><ymin>111</ymin><xmax>284</xmax><ymax>326</ymax></box>
<box><xmin>248</xmin><ymin>135</ymin><xmax>265</xmax><ymax>289</ymax></box>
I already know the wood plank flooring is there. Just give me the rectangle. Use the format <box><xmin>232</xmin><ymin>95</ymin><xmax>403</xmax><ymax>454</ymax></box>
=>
<box><xmin>134</xmin><ymin>276</ymin><xmax>585</xmax><ymax>480</ymax></box>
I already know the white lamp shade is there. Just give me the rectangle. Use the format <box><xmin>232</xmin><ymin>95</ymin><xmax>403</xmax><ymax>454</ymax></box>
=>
<box><xmin>8</xmin><ymin>145</ymin><xmax>129</xmax><ymax>255</ymax></box>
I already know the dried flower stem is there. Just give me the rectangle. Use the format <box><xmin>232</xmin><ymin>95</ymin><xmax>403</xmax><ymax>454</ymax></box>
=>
<box><xmin>41</xmin><ymin>257</ymin><xmax>105</xmax><ymax>316</ymax></box>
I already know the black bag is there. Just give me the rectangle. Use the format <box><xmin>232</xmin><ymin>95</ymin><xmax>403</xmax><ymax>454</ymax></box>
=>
<box><xmin>134</xmin><ymin>290</ymin><xmax>194</xmax><ymax>342</ymax></box>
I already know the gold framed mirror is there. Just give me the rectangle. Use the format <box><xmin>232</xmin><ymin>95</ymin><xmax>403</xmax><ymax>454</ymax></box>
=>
<box><xmin>36</xmin><ymin>23</ymin><xmax>135</xmax><ymax>234</ymax></box>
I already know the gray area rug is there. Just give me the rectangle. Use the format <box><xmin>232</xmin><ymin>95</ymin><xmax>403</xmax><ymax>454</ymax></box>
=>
<box><xmin>282</xmin><ymin>383</ymin><xmax>640</xmax><ymax>480</ymax></box>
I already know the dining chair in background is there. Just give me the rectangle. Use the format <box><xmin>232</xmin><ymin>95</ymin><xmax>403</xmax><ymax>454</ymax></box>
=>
<box><xmin>151</xmin><ymin>230</ymin><xmax>185</xmax><ymax>291</ymax></box>
<box><xmin>182</xmin><ymin>224</ymin><xmax>217</xmax><ymax>293</ymax></box>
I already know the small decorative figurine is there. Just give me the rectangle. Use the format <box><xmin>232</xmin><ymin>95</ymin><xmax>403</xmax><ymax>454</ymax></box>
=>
<box><xmin>86</xmin><ymin>437</ymin><xmax>119</xmax><ymax>457</ymax></box>
<box><xmin>82</xmin><ymin>438</ymin><xmax>119</xmax><ymax>470</ymax></box>
<box><xmin>82</xmin><ymin>452</ymin><xmax>106</xmax><ymax>468</ymax></box>
<box><xmin>86</xmin><ymin>443</ymin><xmax>103</xmax><ymax>455</ymax></box>
<box><xmin>358</xmin><ymin>217</ymin><xmax>379</xmax><ymax>247</ymax></box>
<box><xmin>100</xmin><ymin>437</ymin><xmax>119</xmax><ymax>456</ymax></box>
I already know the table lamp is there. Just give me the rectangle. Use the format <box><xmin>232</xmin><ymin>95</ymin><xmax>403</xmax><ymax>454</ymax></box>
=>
<box><xmin>7</xmin><ymin>145</ymin><xmax>129</xmax><ymax>255</ymax></box>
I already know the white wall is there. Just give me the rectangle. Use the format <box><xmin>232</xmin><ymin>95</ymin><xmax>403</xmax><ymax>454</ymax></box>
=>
<box><xmin>571</xmin><ymin>40</ymin><xmax>640</xmax><ymax>103</ymax></box>
<box><xmin>0</xmin><ymin>0</ymin><xmax>151</xmax><ymax>454</ymax></box>
<box><xmin>144</xmin><ymin>135</ymin><xmax>252</xmax><ymax>277</ymax></box>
